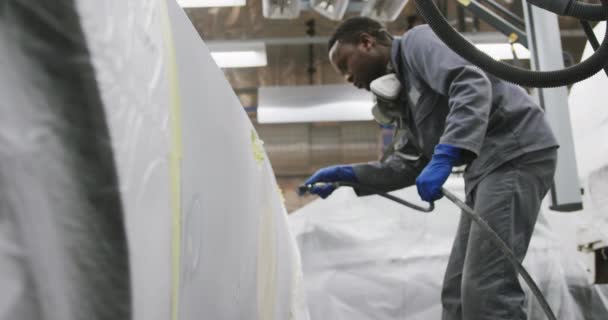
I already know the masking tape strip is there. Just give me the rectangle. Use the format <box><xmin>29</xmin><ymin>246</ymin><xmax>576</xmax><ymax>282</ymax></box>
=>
<box><xmin>257</xmin><ymin>201</ymin><xmax>277</xmax><ymax>320</ymax></box>
<box><xmin>251</xmin><ymin>130</ymin><xmax>265</xmax><ymax>166</ymax></box>
<box><xmin>159</xmin><ymin>1</ymin><xmax>183</xmax><ymax>319</ymax></box>
<box><xmin>289</xmin><ymin>237</ymin><xmax>306</xmax><ymax>320</ymax></box>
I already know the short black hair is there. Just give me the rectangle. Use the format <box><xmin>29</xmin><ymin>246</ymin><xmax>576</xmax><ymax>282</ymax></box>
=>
<box><xmin>328</xmin><ymin>17</ymin><xmax>392</xmax><ymax>52</ymax></box>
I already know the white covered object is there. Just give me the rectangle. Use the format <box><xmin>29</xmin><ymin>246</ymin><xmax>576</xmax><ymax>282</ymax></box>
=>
<box><xmin>0</xmin><ymin>0</ymin><xmax>309</xmax><ymax>319</ymax></box>
<box><xmin>290</xmin><ymin>179</ymin><xmax>608</xmax><ymax>319</ymax></box>
<box><xmin>81</xmin><ymin>1</ymin><xmax>310</xmax><ymax>319</ymax></box>
<box><xmin>568</xmin><ymin>21</ymin><xmax>608</xmax><ymax>248</ymax></box>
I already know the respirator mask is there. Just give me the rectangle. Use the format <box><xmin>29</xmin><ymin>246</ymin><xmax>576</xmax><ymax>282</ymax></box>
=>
<box><xmin>370</xmin><ymin>73</ymin><xmax>403</xmax><ymax>125</ymax></box>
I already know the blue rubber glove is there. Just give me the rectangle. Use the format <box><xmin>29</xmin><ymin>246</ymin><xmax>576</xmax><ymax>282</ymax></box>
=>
<box><xmin>416</xmin><ymin>144</ymin><xmax>461</xmax><ymax>202</ymax></box>
<box><xmin>303</xmin><ymin>165</ymin><xmax>358</xmax><ymax>199</ymax></box>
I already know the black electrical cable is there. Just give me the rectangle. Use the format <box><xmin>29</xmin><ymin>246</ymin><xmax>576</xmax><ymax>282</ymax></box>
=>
<box><xmin>414</xmin><ymin>0</ymin><xmax>608</xmax><ymax>87</ymax></box>
<box><xmin>581</xmin><ymin>20</ymin><xmax>602</xmax><ymax>49</ymax></box>
<box><xmin>580</xmin><ymin>19</ymin><xmax>608</xmax><ymax>77</ymax></box>
<box><xmin>298</xmin><ymin>182</ymin><xmax>557</xmax><ymax>320</ymax></box>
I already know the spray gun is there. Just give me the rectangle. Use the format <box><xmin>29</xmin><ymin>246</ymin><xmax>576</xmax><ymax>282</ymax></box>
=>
<box><xmin>298</xmin><ymin>182</ymin><xmax>434</xmax><ymax>212</ymax></box>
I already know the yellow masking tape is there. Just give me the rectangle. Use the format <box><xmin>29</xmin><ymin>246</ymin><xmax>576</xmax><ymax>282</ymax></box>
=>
<box><xmin>257</xmin><ymin>202</ymin><xmax>277</xmax><ymax>320</ymax></box>
<box><xmin>251</xmin><ymin>130</ymin><xmax>265</xmax><ymax>166</ymax></box>
<box><xmin>277</xmin><ymin>186</ymin><xmax>286</xmax><ymax>205</ymax></box>
<box><xmin>159</xmin><ymin>1</ymin><xmax>183</xmax><ymax>320</ymax></box>
<box><xmin>251</xmin><ymin>130</ymin><xmax>277</xmax><ymax>318</ymax></box>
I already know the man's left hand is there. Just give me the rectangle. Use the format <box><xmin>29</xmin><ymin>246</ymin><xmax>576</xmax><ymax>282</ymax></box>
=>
<box><xmin>416</xmin><ymin>144</ymin><xmax>461</xmax><ymax>202</ymax></box>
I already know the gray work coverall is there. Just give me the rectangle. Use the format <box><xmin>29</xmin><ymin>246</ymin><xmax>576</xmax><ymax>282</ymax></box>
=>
<box><xmin>351</xmin><ymin>25</ymin><xmax>559</xmax><ymax>320</ymax></box>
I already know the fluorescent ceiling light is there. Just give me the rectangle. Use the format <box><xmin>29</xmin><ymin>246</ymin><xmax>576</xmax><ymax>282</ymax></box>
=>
<box><xmin>258</xmin><ymin>84</ymin><xmax>374</xmax><ymax>123</ymax></box>
<box><xmin>311</xmin><ymin>0</ymin><xmax>350</xmax><ymax>21</ymax></box>
<box><xmin>207</xmin><ymin>42</ymin><xmax>267</xmax><ymax>68</ymax></box>
<box><xmin>210</xmin><ymin>51</ymin><xmax>267</xmax><ymax>68</ymax></box>
<box><xmin>361</xmin><ymin>0</ymin><xmax>409</xmax><ymax>22</ymax></box>
<box><xmin>177</xmin><ymin>0</ymin><xmax>246</xmax><ymax>7</ymax></box>
<box><xmin>475</xmin><ymin>43</ymin><xmax>530</xmax><ymax>61</ymax></box>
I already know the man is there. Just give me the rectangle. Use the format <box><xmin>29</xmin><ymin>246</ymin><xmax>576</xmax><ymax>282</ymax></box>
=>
<box><xmin>303</xmin><ymin>17</ymin><xmax>558</xmax><ymax>320</ymax></box>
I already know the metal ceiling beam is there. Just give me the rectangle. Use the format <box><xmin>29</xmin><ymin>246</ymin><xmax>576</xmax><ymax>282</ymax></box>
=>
<box><xmin>457</xmin><ymin>0</ymin><xmax>529</xmax><ymax>47</ymax></box>
<box><xmin>207</xmin><ymin>36</ymin><xmax>329</xmax><ymax>47</ymax></box>
<box><xmin>206</xmin><ymin>31</ymin><xmax>522</xmax><ymax>47</ymax></box>
<box><xmin>479</xmin><ymin>0</ymin><xmax>525</xmax><ymax>26</ymax></box>
<box><xmin>205</xmin><ymin>29</ymin><xmax>585</xmax><ymax>48</ymax></box>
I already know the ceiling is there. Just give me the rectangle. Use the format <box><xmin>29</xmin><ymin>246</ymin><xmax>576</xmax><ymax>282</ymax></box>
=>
<box><xmin>184</xmin><ymin>0</ymin><xmax>587</xmax><ymax>109</ymax></box>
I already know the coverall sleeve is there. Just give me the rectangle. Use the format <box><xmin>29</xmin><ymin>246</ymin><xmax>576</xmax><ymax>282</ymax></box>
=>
<box><xmin>351</xmin><ymin>152</ymin><xmax>427</xmax><ymax>196</ymax></box>
<box><xmin>401</xmin><ymin>27</ymin><xmax>492</xmax><ymax>158</ymax></box>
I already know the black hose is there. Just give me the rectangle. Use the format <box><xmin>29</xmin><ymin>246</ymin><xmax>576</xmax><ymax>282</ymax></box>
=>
<box><xmin>441</xmin><ymin>188</ymin><xmax>557</xmax><ymax>320</ymax></box>
<box><xmin>414</xmin><ymin>0</ymin><xmax>608</xmax><ymax>87</ymax></box>
<box><xmin>569</xmin><ymin>1</ymin><xmax>606</xmax><ymax>21</ymax></box>
<box><xmin>528</xmin><ymin>0</ymin><xmax>606</xmax><ymax>21</ymax></box>
<box><xmin>581</xmin><ymin>20</ymin><xmax>602</xmax><ymax>49</ymax></box>
<box><xmin>580</xmin><ymin>19</ymin><xmax>608</xmax><ymax>77</ymax></box>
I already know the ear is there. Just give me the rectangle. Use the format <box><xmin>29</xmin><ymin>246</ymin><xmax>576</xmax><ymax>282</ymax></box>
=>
<box><xmin>359</xmin><ymin>33</ymin><xmax>376</xmax><ymax>50</ymax></box>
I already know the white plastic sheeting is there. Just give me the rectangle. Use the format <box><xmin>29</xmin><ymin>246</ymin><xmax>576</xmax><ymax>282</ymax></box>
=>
<box><xmin>568</xmin><ymin>21</ymin><xmax>608</xmax><ymax>248</ymax></box>
<box><xmin>1</xmin><ymin>0</ymin><xmax>309</xmax><ymax>319</ymax></box>
<box><xmin>77</xmin><ymin>1</ymin><xmax>173</xmax><ymax>319</ymax></box>
<box><xmin>290</xmin><ymin>179</ymin><xmax>608</xmax><ymax>319</ymax></box>
<box><xmin>81</xmin><ymin>0</ymin><xmax>310</xmax><ymax>319</ymax></box>
<box><xmin>1</xmin><ymin>1</ymin><xmax>131</xmax><ymax>319</ymax></box>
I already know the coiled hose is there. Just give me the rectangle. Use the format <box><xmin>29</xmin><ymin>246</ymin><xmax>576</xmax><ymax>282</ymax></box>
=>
<box><xmin>298</xmin><ymin>182</ymin><xmax>557</xmax><ymax>320</ymax></box>
<box><xmin>569</xmin><ymin>1</ymin><xmax>606</xmax><ymax>21</ymax></box>
<box><xmin>528</xmin><ymin>0</ymin><xmax>607</xmax><ymax>21</ymax></box>
<box><xmin>414</xmin><ymin>0</ymin><xmax>608</xmax><ymax>87</ymax></box>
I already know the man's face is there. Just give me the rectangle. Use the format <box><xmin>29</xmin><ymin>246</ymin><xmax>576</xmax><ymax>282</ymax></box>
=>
<box><xmin>329</xmin><ymin>33</ymin><xmax>387</xmax><ymax>91</ymax></box>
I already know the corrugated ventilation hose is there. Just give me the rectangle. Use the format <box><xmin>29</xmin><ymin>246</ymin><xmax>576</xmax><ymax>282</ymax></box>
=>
<box><xmin>569</xmin><ymin>1</ymin><xmax>606</xmax><ymax>21</ymax></box>
<box><xmin>414</xmin><ymin>0</ymin><xmax>608</xmax><ymax>88</ymax></box>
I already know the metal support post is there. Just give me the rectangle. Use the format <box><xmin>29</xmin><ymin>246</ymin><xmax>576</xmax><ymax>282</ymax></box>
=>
<box><xmin>523</xmin><ymin>1</ymin><xmax>583</xmax><ymax>211</ymax></box>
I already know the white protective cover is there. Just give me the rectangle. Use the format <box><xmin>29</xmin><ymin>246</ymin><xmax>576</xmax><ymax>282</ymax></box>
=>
<box><xmin>78</xmin><ymin>0</ymin><xmax>309</xmax><ymax>320</ymax></box>
<box><xmin>291</xmin><ymin>182</ymin><xmax>608</xmax><ymax>319</ymax></box>
<box><xmin>568</xmin><ymin>21</ymin><xmax>608</xmax><ymax>247</ymax></box>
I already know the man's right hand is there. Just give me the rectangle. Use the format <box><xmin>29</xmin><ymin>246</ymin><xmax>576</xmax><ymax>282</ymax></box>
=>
<box><xmin>302</xmin><ymin>165</ymin><xmax>357</xmax><ymax>199</ymax></box>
